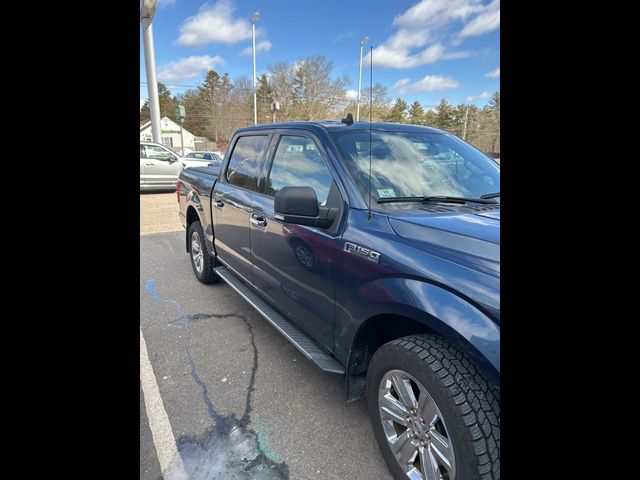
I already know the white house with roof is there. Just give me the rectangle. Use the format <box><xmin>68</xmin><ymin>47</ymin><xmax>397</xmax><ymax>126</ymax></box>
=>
<box><xmin>140</xmin><ymin>116</ymin><xmax>196</xmax><ymax>154</ymax></box>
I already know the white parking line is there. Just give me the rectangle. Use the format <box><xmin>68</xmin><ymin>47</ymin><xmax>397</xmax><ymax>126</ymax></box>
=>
<box><xmin>140</xmin><ymin>327</ymin><xmax>188</xmax><ymax>480</ymax></box>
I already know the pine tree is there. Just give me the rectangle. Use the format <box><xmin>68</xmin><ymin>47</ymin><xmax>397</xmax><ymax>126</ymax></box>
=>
<box><xmin>423</xmin><ymin>108</ymin><xmax>437</xmax><ymax>127</ymax></box>
<box><xmin>408</xmin><ymin>101</ymin><xmax>425</xmax><ymax>125</ymax></box>
<box><xmin>292</xmin><ymin>62</ymin><xmax>308</xmax><ymax>119</ymax></box>
<box><xmin>385</xmin><ymin>97</ymin><xmax>408</xmax><ymax>123</ymax></box>
<box><xmin>434</xmin><ymin>98</ymin><xmax>455</xmax><ymax>130</ymax></box>
<box><xmin>256</xmin><ymin>74</ymin><xmax>275</xmax><ymax>122</ymax></box>
<box><xmin>198</xmin><ymin>70</ymin><xmax>229</xmax><ymax>142</ymax></box>
<box><xmin>139</xmin><ymin>82</ymin><xmax>177</xmax><ymax>124</ymax></box>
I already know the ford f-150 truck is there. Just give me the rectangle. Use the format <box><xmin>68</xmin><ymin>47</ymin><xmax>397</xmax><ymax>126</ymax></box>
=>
<box><xmin>177</xmin><ymin>121</ymin><xmax>500</xmax><ymax>480</ymax></box>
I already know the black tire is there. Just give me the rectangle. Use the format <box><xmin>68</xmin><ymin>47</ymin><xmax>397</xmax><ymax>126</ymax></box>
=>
<box><xmin>188</xmin><ymin>221</ymin><xmax>220</xmax><ymax>284</ymax></box>
<box><xmin>367</xmin><ymin>334</ymin><xmax>500</xmax><ymax>480</ymax></box>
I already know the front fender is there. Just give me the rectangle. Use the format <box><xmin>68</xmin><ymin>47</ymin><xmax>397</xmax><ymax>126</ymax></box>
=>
<box><xmin>341</xmin><ymin>277</ymin><xmax>500</xmax><ymax>374</ymax></box>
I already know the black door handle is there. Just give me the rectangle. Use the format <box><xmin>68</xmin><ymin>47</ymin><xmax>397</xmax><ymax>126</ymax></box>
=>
<box><xmin>213</xmin><ymin>198</ymin><xmax>224</xmax><ymax>209</ymax></box>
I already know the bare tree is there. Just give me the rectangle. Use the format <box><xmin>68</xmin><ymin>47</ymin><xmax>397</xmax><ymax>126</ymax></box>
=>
<box><xmin>267</xmin><ymin>61</ymin><xmax>297</xmax><ymax>121</ymax></box>
<box><xmin>341</xmin><ymin>83</ymin><xmax>391</xmax><ymax>121</ymax></box>
<box><xmin>291</xmin><ymin>55</ymin><xmax>350</xmax><ymax>120</ymax></box>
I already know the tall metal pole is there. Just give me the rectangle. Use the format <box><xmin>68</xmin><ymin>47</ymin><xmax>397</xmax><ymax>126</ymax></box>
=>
<box><xmin>356</xmin><ymin>37</ymin><xmax>369</xmax><ymax>122</ymax></box>
<box><xmin>252</xmin><ymin>12</ymin><xmax>260</xmax><ymax>125</ymax></box>
<box><xmin>463</xmin><ymin>105</ymin><xmax>469</xmax><ymax>140</ymax></box>
<box><xmin>356</xmin><ymin>45</ymin><xmax>363</xmax><ymax>122</ymax></box>
<box><xmin>141</xmin><ymin>18</ymin><xmax>162</xmax><ymax>144</ymax></box>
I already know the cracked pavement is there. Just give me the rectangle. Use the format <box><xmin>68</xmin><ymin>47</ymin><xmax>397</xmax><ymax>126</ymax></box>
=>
<box><xmin>140</xmin><ymin>196</ymin><xmax>392</xmax><ymax>479</ymax></box>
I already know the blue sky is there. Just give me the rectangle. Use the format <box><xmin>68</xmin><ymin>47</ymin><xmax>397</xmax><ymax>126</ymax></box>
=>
<box><xmin>140</xmin><ymin>0</ymin><xmax>499</xmax><ymax>110</ymax></box>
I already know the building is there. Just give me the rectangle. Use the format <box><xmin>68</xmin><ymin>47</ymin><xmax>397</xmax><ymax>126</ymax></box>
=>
<box><xmin>140</xmin><ymin>116</ymin><xmax>196</xmax><ymax>154</ymax></box>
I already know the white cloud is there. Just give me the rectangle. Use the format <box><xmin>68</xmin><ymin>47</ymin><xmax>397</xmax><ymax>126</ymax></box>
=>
<box><xmin>345</xmin><ymin>89</ymin><xmax>359</xmax><ymax>100</ymax></box>
<box><xmin>394</xmin><ymin>75</ymin><xmax>460</xmax><ymax>93</ymax></box>
<box><xmin>366</xmin><ymin>42</ymin><xmax>471</xmax><ymax>69</ymax></box>
<box><xmin>240</xmin><ymin>40</ymin><xmax>272</xmax><ymax>56</ymax></box>
<box><xmin>393</xmin><ymin>0</ymin><xmax>485</xmax><ymax>30</ymax></box>
<box><xmin>158</xmin><ymin>55</ymin><xmax>225</xmax><ymax>82</ymax></box>
<box><xmin>466</xmin><ymin>90</ymin><xmax>492</xmax><ymax>101</ymax></box>
<box><xmin>177</xmin><ymin>0</ymin><xmax>254</xmax><ymax>47</ymax></box>
<box><xmin>458</xmin><ymin>0</ymin><xmax>500</xmax><ymax>39</ymax></box>
<box><xmin>366</xmin><ymin>0</ymin><xmax>499</xmax><ymax>69</ymax></box>
<box><xmin>486</xmin><ymin>67</ymin><xmax>500</xmax><ymax>78</ymax></box>
<box><xmin>334</xmin><ymin>31</ymin><xmax>356</xmax><ymax>43</ymax></box>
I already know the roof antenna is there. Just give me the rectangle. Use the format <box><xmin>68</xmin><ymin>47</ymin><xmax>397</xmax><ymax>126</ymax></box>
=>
<box><xmin>367</xmin><ymin>45</ymin><xmax>373</xmax><ymax>222</ymax></box>
<box><xmin>341</xmin><ymin>112</ymin><xmax>354</xmax><ymax>125</ymax></box>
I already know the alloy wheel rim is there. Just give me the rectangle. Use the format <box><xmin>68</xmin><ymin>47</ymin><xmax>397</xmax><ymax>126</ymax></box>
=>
<box><xmin>378</xmin><ymin>369</ymin><xmax>456</xmax><ymax>480</ymax></box>
<box><xmin>191</xmin><ymin>231</ymin><xmax>204</xmax><ymax>273</ymax></box>
<box><xmin>295</xmin><ymin>245</ymin><xmax>313</xmax><ymax>268</ymax></box>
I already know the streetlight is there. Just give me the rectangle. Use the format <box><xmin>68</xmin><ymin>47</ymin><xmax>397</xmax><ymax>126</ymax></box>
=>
<box><xmin>141</xmin><ymin>0</ymin><xmax>162</xmax><ymax>143</ymax></box>
<box><xmin>252</xmin><ymin>11</ymin><xmax>260</xmax><ymax>125</ymax></box>
<box><xmin>356</xmin><ymin>36</ymin><xmax>369</xmax><ymax>122</ymax></box>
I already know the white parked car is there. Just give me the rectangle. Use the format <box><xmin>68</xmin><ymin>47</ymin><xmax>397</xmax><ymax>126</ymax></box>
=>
<box><xmin>140</xmin><ymin>141</ymin><xmax>217</xmax><ymax>190</ymax></box>
<box><xmin>185</xmin><ymin>151</ymin><xmax>223</xmax><ymax>163</ymax></box>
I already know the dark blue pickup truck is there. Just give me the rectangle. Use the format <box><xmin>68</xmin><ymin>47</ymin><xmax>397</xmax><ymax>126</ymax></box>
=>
<box><xmin>177</xmin><ymin>121</ymin><xmax>500</xmax><ymax>480</ymax></box>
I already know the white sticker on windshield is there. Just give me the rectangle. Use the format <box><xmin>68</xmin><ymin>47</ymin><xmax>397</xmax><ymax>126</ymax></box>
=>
<box><xmin>377</xmin><ymin>188</ymin><xmax>396</xmax><ymax>198</ymax></box>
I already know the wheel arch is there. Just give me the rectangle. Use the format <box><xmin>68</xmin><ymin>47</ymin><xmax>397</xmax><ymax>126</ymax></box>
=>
<box><xmin>343</xmin><ymin>283</ymin><xmax>500</xmax><ymax>402</ymax></box>
<box><xmin>185</xmin><ymin>205</ymin><xmax>201</xmax><ymax>252</ymax></box>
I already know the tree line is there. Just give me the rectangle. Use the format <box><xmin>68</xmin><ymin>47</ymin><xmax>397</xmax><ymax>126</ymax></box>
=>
<box><xmin>140</xmin><ymin>54</ymin><xmax>500</xmax><ymax>153</ymax></box>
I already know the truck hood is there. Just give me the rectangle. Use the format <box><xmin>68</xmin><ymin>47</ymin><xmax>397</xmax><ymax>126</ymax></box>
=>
<box><xmin>387</xmin><ymin>207</ymin><xmax>500</xmax><ymax>266</ymax></box>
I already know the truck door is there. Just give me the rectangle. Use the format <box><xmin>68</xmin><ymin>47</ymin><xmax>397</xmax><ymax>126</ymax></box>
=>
<box><xmin>211</xmin><ymin>134</ymin><xmax>271</xmax><ymax>284</ymax></box>
<box><xmin>250</xmin><ymin>133</ymin><xmax>343</xmax><ymax>352</ymax></box>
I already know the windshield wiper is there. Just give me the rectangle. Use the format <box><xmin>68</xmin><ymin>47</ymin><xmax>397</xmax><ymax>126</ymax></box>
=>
<box><xmin>377</xmin><ymin>195</ymin><xmax>498</xmax><ymax>204</ymax></box>
<box><xmin>480</xmin><ymin>192</ymin><xmax>500</xmax><ymax>199</ymax></box>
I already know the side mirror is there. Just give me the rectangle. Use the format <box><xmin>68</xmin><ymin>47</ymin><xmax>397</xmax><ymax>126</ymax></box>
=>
<box><xmin>274</xmin><ymin>186</ymin><xmax>335</xmax><ymax>228</ymax></box>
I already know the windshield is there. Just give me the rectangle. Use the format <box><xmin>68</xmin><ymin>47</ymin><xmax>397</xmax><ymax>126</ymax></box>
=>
<box><xmin>329</xmin><ymin>130</ymin><xmax>499</xmax><ymax>203</ymax></box>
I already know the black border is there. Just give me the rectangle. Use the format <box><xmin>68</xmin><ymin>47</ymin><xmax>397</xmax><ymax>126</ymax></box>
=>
<box><xmin>15</xmin><ymin>0</ymin><xmax>606</xmax><ymax>475</ymax></box>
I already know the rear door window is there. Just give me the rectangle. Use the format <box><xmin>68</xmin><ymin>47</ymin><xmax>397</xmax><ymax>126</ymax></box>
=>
<box><xmin>226</xmin><ymin>136</ymin><xmax>269</xmax><ymax>192</ymax></box>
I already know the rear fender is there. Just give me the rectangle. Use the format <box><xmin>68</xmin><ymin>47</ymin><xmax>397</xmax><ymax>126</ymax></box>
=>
<box><xmin>185</xmin><ymin>189</ymin><xmax>216</xmax><ymax>254</ymax></box>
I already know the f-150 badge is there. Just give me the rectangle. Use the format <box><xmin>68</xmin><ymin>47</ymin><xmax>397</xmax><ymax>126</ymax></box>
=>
<box><xmin>343</xmin><ymin>242</ymin><xmax>381</xmax><ymax>263</ymax></box>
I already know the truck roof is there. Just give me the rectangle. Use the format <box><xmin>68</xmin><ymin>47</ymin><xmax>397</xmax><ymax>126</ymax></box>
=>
<box><xmin>233</xmin><ymin>121</ymin><xmax>446</xmax><ymax>135</ymax></box>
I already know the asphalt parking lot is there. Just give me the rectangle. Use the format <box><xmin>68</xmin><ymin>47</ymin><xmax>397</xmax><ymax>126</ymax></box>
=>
<box><xmin>140</xmin><ymin>192</ymin><xmax>392</xmax><ymax>479</ymax></box>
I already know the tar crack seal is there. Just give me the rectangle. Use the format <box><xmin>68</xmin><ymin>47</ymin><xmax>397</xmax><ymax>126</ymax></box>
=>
<box><xmin>145</xmin><ymin>279</ymin><xmax>289</xmax><ymax>479</ymax></box>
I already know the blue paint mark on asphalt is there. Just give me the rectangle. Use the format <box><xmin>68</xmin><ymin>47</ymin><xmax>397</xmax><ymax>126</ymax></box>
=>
<box><xmin>143</xmin><ymin>278</ymin><xmax>289</xmax><ymax>479</ymax></box>
<box><xmin>145</xmin><ymin>279</ymin><xmax>189</xmax><ymax>324</ymax></box>
<box><xmin>145</xmin><ymin>279</ymin><xmax>161</xmax><ymax>301</ymax></box>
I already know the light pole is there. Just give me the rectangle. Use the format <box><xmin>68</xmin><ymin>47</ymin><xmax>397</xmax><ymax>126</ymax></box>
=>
<box><xmin>252</xmin><ymin>11</ymin><xmax>260</xmax><ymax>125</ymax></box>
<box><xmin>463</xmin><ymin>105</ymin><xmax>469</xmax><ymax>140</ymax></box>
<box><xmin>141</xmin><ymin>0</ymin><xmax>162</xmax><ymax>144</ymax></box>
<box><xmin>356</xmin><ymin>36</ymin><xmax>369</xmax><ymax>122</ymax></box>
